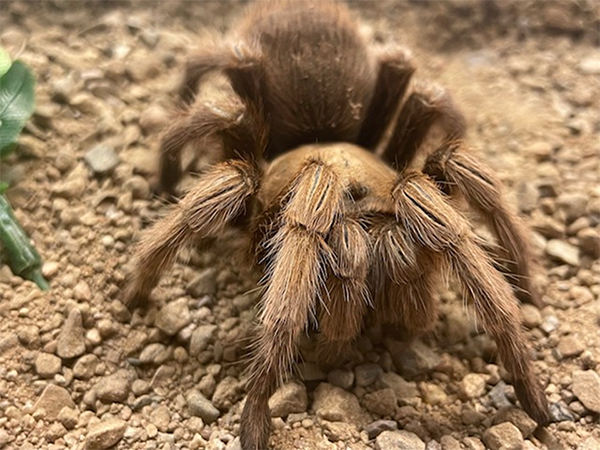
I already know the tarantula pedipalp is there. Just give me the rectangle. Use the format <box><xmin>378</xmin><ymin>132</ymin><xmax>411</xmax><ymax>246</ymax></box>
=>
<box><xmin>123</xmin><ymin>2</ymin><xmax>550</xmax><ymax>449</ymax></box>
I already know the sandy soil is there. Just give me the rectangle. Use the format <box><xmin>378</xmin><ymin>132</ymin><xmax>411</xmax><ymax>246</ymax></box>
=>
<box><xmin>0</xmin><ymin>1</ymin><xmax>599</xmax><ymax>450</ymax></box>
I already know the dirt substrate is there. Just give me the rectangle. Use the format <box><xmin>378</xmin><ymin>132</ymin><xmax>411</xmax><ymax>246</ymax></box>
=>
<box><xmin>0</xmin><ymin>1</ymin><xmax>599</xmax><ymax>450</ymax></box>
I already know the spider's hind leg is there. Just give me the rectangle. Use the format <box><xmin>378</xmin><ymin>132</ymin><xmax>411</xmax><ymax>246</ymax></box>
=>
<box><xmin>160</xmin><ymin>44</ymin><xmax>265</xmax><ymax>196</ymax></box>
<box><xmin>424</xmin><ymin>140</ymin><xmax>543</xmax><ymax>307</ymax></box>
<box><xmin>381</xmin><ymin>82</ymin><xmax>466</xmax><ymax>171</ymax></box>
<box><xmin>357</xmin><ymin>45</ymin><xmax>415</xmax><ymax>151</ymax></box>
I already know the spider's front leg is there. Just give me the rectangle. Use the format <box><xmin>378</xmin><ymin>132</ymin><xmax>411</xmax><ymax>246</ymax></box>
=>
<box><xmin>424</xmin><ymin>140</ymin><xmax>543</xmax><ymax>307</ymax></box>
<box><xmin>241</xmin><ymin>160</ymin><xmax>344</xmax><ymax>450</ymax></box>
<box><xmin>370</xmin><ymin>219</ymin><xmax>440</xmax><ymax>340</ymax></box>
<box><xmin>317</xmin><ymin>218</ymin><xmax>372</xmax><ymax>364</ymax></box>
<box><xmin>392</xmin><ymin>171</ymin><xmax>550</xmax><ymax>426</ymax></box>
<box><xmin>122</xmin><ymin>160</ymin><xmax>260</xmax><ymax>310</ymax></box>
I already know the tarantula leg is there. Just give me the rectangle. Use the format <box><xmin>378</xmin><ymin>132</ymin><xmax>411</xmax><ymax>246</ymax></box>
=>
<box><xmin>122</xmin><ymin>160</ymin><xmax>259</xmax><ymax>310</ymax></box>
<box><xmin>370</xmin><ymin>219</ymin><xmax>439</xmax><ymax>339</ymax></box>
<box><xmin>357</xmin><ymin>46</ymin><xmax>415</xmax><ymax>150</ymax></box>
<box><xmin>241</xmin><ymin>160</ymin><xmax>343</xmax><ymax>450</ymax></box>
<box><xmin>317</xmin><ymin>218</ymin><xmax>371</xmax><ymax>364</ymax></box>
<box><xmin>392</xmin><ymin>171</ymin><xmax>550</xmax><ymax>425</ymax></box>
<box><xmin>178</xmin><ymin>49</ymin><xmax>232</xmax><ymax>105</ymax></box>
<box><xmin>179</xmin><ymin>42</ymin><xmax>263</xmax><ymax>105</ymax></box>
<box><xmin>159</xmin><ymin>97</ymin><xmax>266</xmax><ymax>196</ymax></box>
<box><xmin>424</xmin><ymin>141</ymin><xmax>543</xmax><ymax>307</ymax></box>
<box><xmin>382</xmin><ymin>82</ymin><xmax>466</xmax><ymax>171</ymax></box>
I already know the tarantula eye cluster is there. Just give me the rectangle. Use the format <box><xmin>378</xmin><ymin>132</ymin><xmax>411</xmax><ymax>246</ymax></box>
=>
<box><xmin>122</xmin><ymin>1</ymin><xmax>550</xmax><ymax>449</ymax></box>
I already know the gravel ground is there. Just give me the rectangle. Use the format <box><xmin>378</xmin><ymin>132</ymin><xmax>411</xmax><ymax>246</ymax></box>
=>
<box><xmin>0</xmin><ymin>1</ymin><xmax>599</xmax><ymax>450</ymax></box>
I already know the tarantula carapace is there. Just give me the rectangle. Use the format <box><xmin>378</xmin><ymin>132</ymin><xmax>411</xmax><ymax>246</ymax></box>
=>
<box><xmin>123</xmin><ymin>1</ymin><xmax>550</xmax><ymax>449</ymax></box>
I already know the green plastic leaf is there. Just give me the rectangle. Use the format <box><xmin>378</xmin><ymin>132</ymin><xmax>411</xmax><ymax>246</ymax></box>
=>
<box><xmin>0</xmin><ymin>47</ymin><xmax>11</xmax><ymax>78</ymax></box>
<box><xmin>0</xmin><ymin>60</ymin><xmax>36</xmax><ymax>158</ymax></box>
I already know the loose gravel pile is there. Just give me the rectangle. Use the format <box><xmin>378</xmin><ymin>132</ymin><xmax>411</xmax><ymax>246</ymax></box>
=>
<box><xmin>0</xmin><ymin>1</ymin><xmax>598</xmax><ymax>450</ymax></box>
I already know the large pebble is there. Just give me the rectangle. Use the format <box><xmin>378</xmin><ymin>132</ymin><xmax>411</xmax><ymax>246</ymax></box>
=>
<box><xmin>186</xmin><ymin>389</ymin><xmax>220</xmax><ymax>424</ymax></box>
<box><xmin>84</xmin><ymin>418</ymin><xmax>127</xmax><ymax>450</ymax></box>
<box><xmin>375</xmin><ymin>430</ymin><xmax>425</xmax><ymax>450</ymax></box>
<box><xmin>579</xmin><ymin>56</ymin><xmax>600</xmax><ymax>75</ymax></box>
<box><xmin>34</xmin><ymin>384</ymin><xmax>76</xmax><ymax>421</ymax></box>
<box><xmin>362</xmin><ymin>388</ymin><xmax>397</xmax><ymax>416</ymax></box>
<box><xmin>460</xmin><ymin>373</ymin><xmax>487</xmax><ymax>400</ymax></box>
<box><xmin>268</xmin><ymin>381</ymin><xmax>308</xmax><ymax>417</ymax></box>
<box><xmin>212</xmin><ymin>376</ymin><xmax>242</xmax><ymax>411</ymax></box>
<box><xmin>578</xmin><ymin>437</ymin><xmax>600</xmax><ymax>450</ymax></box>
<box><xmin>155</xmin><ymin>298</ymin><xmax>191</xmax><ymax>336</ymax></box>
<box><xmin>577</xmin><ymin>228</ymin><xmax>600</xmax><ymax>258</ymax></box>
<box><xmin>52</xmin><ymin>164</ymin><xmax>87</xmax><ymax>199</ymax></box>
<box><xmin>378</xmin><ymin>372</ymin><xmax>419</xmax><ymax>400</ymax></box>
<box><xmin>493</xmin><ymin>406</ymin><xmax>537</xmax><ymax>438</ymax></box>
<box><xmin>313</xmin><ymin>383</ymin><xmax>364</xmax><ymax>425</ymax></box>
<box><xmin>327</xmin><ymin>368</ymin><xmax>354</xmax><ymax>390</ymax></box>
<box><xmin>149</xmin><ymin>405</ymin><xmax>171</xmax><ymax>432</ymax></box>
<box><xmin>365</xmin><ymin>419</ymin><xmax>398</xmax><ymax>440</ymax></box>
<box><xmin>56</xmin><ymin>308</ymin><xmax>86</xmax><ymax>359</ymax></box>
<box><xmin>355</xmin><ymin>363</ymin><xmax>383</xmax><ymax>387</ymax></box>
<box><xmin>94</xmin><ymin>369</ymin><xmax>133</xmax><ymax>403</ymax></box>
<box><xmin>190</xmin><ymin>325</ymin><xmax>217</xmax><ymax>356</ymax></box>
<box><xmin>557</xmin><ymin>192</ymin><xmax>588</xmax><ymax>223</ymax></box>
<box><xmin>84</xmin><ymin>144</ymin><xmax>120</xmax><ymax>175</ymax></box>
<box><xmin>546</xmin><ymin>240</ymin><xmax>580</xmax><ymax>266</ymax></box>
<box><xmin>35</xmin><ymin>352</ymin><xmax>62</xmax><ymax>378</ymax></box>
<box><xmin>520</xmin><ymin>304</ymin><xmax>542</xmax><ymax>329</ymax></box>
<box><xmin>386</xmin><ymin>339</ymin><xmax>439</xmax><ymax>377</ymax></box>
<box><xmin>187</xmin><ymin>268</ymin><xmax>218</xmax><ymax>298</ymax></box>
<box><xmin>571</xmin><ymin>370</ymin><xmax>600</xmax><ymax>413</ymax></box>
<box><xmin>482</xmin><ymin>422</ymin><xmax>523</xmax><ymax>450</ymax></box>
<box><xmin>557</xmin><ymin>335</ymin><xmax>585</xmax><ymax>359</ymax></box>
<box><xmin>420</xmin><ymin>382</ymin><xmax>447</xmax><ymax>405</ymax></box>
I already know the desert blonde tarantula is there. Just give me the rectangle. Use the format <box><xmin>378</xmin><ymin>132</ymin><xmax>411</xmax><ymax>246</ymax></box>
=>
<box><xmin>123</xmin><ymin>1</ymin><xmax>550</xmax><ymax>449</ymax></box>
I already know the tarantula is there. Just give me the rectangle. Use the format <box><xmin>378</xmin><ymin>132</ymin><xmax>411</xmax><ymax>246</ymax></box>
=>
<box><xmin>123</xmin><ymin>1</ymin><xmax>550</xmax><ymax>449</ymax></box>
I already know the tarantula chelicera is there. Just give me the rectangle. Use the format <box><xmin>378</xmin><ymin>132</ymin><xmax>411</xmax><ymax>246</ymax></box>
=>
<box><xmin>123</xmin><ymin>1</ymin><xmax>550</xmax><ymax>449</ymax></box>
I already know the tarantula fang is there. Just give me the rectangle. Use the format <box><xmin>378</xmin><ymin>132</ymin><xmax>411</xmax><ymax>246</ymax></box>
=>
<box><xmin>123</xmin><ymin>2</ymin><xmax>550</xmax><ymax>449</ymax></box>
